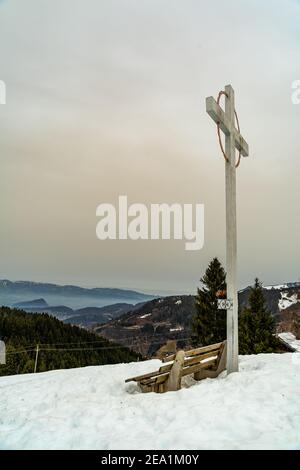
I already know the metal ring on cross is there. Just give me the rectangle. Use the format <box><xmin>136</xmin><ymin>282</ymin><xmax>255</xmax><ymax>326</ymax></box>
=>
<box><xmin>217</xmin><ymin>91</ymin><xmax>242</xmax><ymax>168</ymax></box>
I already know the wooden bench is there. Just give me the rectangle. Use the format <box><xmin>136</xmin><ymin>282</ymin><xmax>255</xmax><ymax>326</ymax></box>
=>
<box><xmin>125</xmin><ymin>340</ymin><xmax>227</xmax><ymax>393</ymax></box>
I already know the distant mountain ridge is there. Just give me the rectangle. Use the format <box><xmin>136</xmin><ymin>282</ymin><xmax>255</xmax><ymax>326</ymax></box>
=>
<box><xmin>0</xmin><ymin>279</ymin><xmax>155</xmax><ymax>310</ymax></box>
<box><xmin>13</xmin><ymin>298</ymin><xmax>48</xmax><ymax>308</ymax></box>
<box><xmin>2</xmin><ymin>280</ymin><xmax>299</xmax><ymax>339</ymax></box>
<box><xmin>65</xmin><ymin>302</ymin><xmax>147</xmax><ymax>326</ymax></box>
<box><xmin>0</xmin><ymin>279</ymin><xmax>153</xmax><ymax>299</ymax></box>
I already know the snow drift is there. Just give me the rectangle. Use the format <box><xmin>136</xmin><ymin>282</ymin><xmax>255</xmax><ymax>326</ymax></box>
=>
<box><xmin>0</xmin><ymin>353</ymin><xmax>299</xmax><ymax>450</ymax></box>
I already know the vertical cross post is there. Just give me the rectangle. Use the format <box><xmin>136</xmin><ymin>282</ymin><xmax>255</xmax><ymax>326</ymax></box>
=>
<box><xmin>224</xmin><ymin>85</ymin><xmax>238</xmax><ymax>374</ymax></box>
<box><xmin>206</xmin><ymin>84</ymin><xmax>249</xmax><ymax>375</ymax></box>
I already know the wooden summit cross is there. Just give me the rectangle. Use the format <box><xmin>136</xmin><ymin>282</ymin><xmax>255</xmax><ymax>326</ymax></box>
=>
<box><xmin>206</xmin><ymin>85</ymin><xmax>249</xmax><ymax>374</ymax></box>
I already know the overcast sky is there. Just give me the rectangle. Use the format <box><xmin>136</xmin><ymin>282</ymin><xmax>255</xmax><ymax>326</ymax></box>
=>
<box><xmin>0</xmin><ymin>0</ymin><xmax>299</xmax><ymax>294</ymax></box>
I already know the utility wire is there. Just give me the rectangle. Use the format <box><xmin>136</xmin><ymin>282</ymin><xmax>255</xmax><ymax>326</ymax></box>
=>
<box><xmin>4</xmin><ymin>337</ymin><xmax>192</xmax><ymax>356</ymax></box>
<box><xmin>3</xmin><ymin>330</ymin><xmax>188</xmax><ymax>350</ymax></box>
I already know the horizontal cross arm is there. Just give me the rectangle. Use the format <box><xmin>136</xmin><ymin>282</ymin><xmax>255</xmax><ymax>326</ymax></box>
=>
<box><xmin>206</xmin><ymin>96</ymin><xmax>249</xmax><ymax>157</ymax></box>
<box><xmin>206</xmin><ymin>96</ymin><xmax>231</xmax><ymax>136</ymax></box>
<box><xmin>234</xmin><ymin>130</ymin><xmax>249</xmax><ymax>157</ymax></box>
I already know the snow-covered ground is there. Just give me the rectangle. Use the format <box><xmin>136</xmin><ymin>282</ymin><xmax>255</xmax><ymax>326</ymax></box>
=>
<box><xmin>279</xmin><ymin>332</ymin><xmax>300</xmax><ymax>352</ymax></box>
<box><xmin>0</xmin><ymin>353</ymin><xmax>300</xmax><ymax>450</ymax></box>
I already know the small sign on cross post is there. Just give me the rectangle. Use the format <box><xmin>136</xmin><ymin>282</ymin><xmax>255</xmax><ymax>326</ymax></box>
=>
<box><xmin>206</xmin><ymin>85</ymin><xmax>249</xmax><ymax>374</ymax></box>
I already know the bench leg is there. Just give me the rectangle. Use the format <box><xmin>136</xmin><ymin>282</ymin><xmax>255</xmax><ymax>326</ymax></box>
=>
<box><xmin>165</xmin><ymin>350</ymin><xmax>185</xmax><ymax>392</ymax></box>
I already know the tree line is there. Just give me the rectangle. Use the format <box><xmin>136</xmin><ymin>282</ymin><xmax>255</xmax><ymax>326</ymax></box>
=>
<box><xmin>192</xmin><ymin>257</ymin><xmax>283</xmax><ymax>353</ymax></box>
<box><xmin>0</xmin><ymin>306</ymin><xmax>141</xmax><ymax>376</ymax></box>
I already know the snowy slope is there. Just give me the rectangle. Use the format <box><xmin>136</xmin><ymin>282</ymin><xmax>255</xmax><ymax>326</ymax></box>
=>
<box><xmin>278</xmin><ymin>332</ymin><xmax>300</xmax><ymax>352</ymax></box>
<box><xmin>0</xmin><ymin>354</ymin><xmax>300</xmax><ymax>450</ymax></box>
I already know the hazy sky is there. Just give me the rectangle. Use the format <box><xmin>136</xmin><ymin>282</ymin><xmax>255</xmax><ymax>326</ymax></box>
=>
<box><xmin>0</xmin><ymin>0</ymin><xmax>299</xmax><ymax>294</ymax></box>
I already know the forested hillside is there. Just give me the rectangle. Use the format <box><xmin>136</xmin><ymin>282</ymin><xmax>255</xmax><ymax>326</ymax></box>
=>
<box><xmin>0</xmin><ymin>307</ymin><xmax>141</xmax><ymax>376</ymax></box>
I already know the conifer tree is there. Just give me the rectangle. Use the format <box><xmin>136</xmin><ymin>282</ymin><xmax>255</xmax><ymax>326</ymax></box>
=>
<box><xmin>239</xmin><ymin>278</ymin><xmax>279</xmax><ymax>354</ymax></box>
<box><xmin>192</xmin><ymin>257</ymin><xmax>227</xmax><ymax>346</ymax></box>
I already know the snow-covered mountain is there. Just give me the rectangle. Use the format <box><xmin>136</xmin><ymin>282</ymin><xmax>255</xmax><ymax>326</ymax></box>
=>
<box><xmin>0</xmin><ymin>353</ymin><xmax>299</xmax><ymax>450</ymax></box>
<box><xmin>95</xmin><ymin>285</ymin><xmax>300</xmax><ymax>358</ymax></box>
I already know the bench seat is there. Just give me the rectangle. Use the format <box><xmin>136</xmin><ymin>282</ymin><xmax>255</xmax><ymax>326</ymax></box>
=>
<box><xmin>125</xmin><ymin>340</ymin><xmax>227</xmax><ymax>393</ymax></box>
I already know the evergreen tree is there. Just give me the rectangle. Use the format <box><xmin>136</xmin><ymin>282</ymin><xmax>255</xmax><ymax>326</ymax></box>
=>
<box><xmin>239</xmin><ymin>278</ymin><xmax>279</xmax><ymax>354</ymax></box>
<box><xmin>192</xmin><ymin>257</ymin><xmax>227</xmax><ymax>346</ymax></box>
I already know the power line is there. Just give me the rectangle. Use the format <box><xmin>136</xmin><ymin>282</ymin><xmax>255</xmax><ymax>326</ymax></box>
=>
<box><xmin>36</xmin><ymin>330</ymin><xmax>186</xmax><ymax>346</ymax></box>
<box><xmin>5</xmin><ymin>349</ymin><xmax>35</xmax><ymax>356</ymax></box>
<box><xmin>4</xmin><ymin>336</ymin><xmax>192</xmax><ymax>356</ymax></box>
<box><xmin>3</xmin><ymin>330</ymin><xmax>189</xmax><ymax>350</ymax></box>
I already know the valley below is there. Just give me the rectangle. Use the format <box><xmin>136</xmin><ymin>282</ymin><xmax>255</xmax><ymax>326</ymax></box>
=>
<box><xmin>1</xmin><ymin>279</ymin><xmax>299</xmax><ymax>359</ymax></box>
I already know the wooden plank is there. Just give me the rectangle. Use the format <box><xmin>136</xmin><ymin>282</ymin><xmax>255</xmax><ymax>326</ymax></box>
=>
<box><xmin>140</xmin><ymin>383</ymin><xmax>153</xmax><ymax>393</ymax></box>
<box><xmin>125</xmin><ymin>369</ymin><xmax>166</xmax><ymax>383</ymax></box>
<box><xmin>141</xmin><ymin>373</ymin><xmax>169</xmax><ymax>386</ymax></box>
<box><xmin>158</xmin><ymin>363</ymin><xmax>173</xmax><ymax>374</ymax></box>
<box><xmin>184</xmin><ymin>342</ymin><xmax>223</xmax><ymax>358</ymax></box>
<box><xmin>126</xmin><ymin>341</ymin><xmax>226</xmax><ymax>386</ymax></box>
<box><xmin>165</xmin><ymin>350</ymin><xmax>185</xmax><ymax>392</ymax></box>
<box><xmin>183</xmin><ymin>350</ymin><xmax>219</xmax><ymax>367</ymax></box>
<box><xmin>162</xmin><ymin>341</ymin><xmax>223</xmax><ymax>363</ymax></box>
<box><xmin>162</xmin><ymin>353</ymin><xmax>179</xmax><ymax>363</ymax></box>
<box><xmin>214</xmin><ymin>341</ymin><xmax>225</xmax><ymax>370</ymax></box>
<box><xmin>153</xmin><ymin>373</ymin><xmax>169</xmax><ymax>385</ymax></box>
<box><xmin>140</xmin><ymin>378</ymin><xmax>156</xmax><ymax>386</ymax></box>
<box><xmin>181</xmin><ymin>359</ymin><xmax>216</xmax><ymax>377</ymax></box>
<box><xmin>181</xmin><ymin>358</ymin><xmax>216</xmax><ymax>377</ymax></box>
<box><xmin>140</xmin><ymin>353</ymin><xmax>218</xmax><ymax>386</ymax></box>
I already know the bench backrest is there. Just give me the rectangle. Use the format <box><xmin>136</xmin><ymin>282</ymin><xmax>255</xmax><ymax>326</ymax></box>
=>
<box><xmin>162</xmin><ymin>341</ymin><xmax>224</xmax><ymax>363</ymax></box>
<box><xmin>125</xmin><ymin>341</ymin><xmax>226</xmax><ymax>390</ymax></box>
